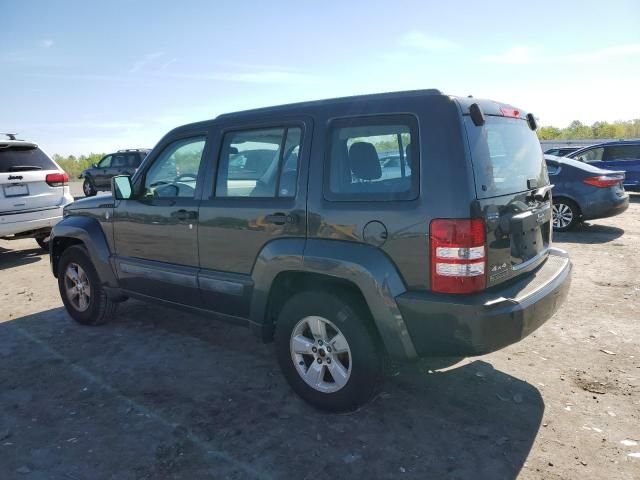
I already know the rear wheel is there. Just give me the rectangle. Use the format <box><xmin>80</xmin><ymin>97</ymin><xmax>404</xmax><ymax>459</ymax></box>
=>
<box><xmin>83</xmin><ymin>178</ymin><xmax>97</xmax><ymax>197</ymax></box>
<box><xmin>552</xmin><ymin>199</ymin><xmax>579</xmax><ymax>231</ymax></box>
<box><xmin>57</xmin><ymin>245</ymin><xmax>117</xmax><ymax>325</ymax></box>
<box><xmin>35</xmin><ymin>233</ymin><xmax>50</xmax><ymax>250</ymax></box>
<box><xmin>275</xmin><ymin>290</ymin><xmax>384</xmax><ymax>412</ymax></box>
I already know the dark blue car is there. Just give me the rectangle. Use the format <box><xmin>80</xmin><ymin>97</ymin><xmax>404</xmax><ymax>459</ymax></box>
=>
<box><xmin>545</xmin><ymin>155</ymin><xmax>629</xmax><ymax>231</ymax></box>
<box><xmin>566</xmin><ymin>140</ymin><xmax>640</xmax><ymax>192</ymax></box>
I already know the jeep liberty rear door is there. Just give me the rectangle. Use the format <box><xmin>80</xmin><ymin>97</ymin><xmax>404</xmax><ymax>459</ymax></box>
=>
<box><xmin>464</xmin><ymin>112</ymin><xmax>552</xmax><ymax>287</ymax></box>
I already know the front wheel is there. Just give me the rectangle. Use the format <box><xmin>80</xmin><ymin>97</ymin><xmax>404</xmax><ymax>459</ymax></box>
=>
<box><xmin>275</xmin><ymin>291</ymin><xmax>384</xmax><ymax>412</ymax></box>
<box><xmin>83</xmin><ymin>178</ymin><xmax>97</xmax><ymax>197</ymax></box>
<box><xmin>57</xmin><ymin>245</ymin><xmax>117</xmax><ymax>325</ymax></box>
<box><xmin>552</xmin><ymin>199</ymin><xmax>579</xmax><ymax>231</ymax></box>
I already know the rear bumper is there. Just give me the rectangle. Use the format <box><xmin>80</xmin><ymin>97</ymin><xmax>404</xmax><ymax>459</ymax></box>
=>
<box><xmin>397</xmin><ymin>248</ymin><xmax>572</xmax><ymax>357</ymax></box>
<box><xmin>0</xmin><ymin>205</ymin><xmax>68</xmax><ymax>238</ymax></box>
<box><xmin>581</xmin><ymin>193</ymin><xmax>629</xmax><ymax>220</ymax></box>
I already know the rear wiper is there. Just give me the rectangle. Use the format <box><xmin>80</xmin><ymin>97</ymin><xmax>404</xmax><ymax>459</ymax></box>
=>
<box><xmin>8</xmin><ymin>165</ymin><xmax>43</xmax><ymax>172</ymax></box>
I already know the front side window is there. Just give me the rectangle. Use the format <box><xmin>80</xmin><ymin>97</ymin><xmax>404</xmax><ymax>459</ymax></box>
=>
<box><xmin>143</xmin><ymin>136</ymin><xmax>206</xmax><ymax>198</ymax></box>
<box><xmin>325</xmin><ymin>115</ymin><xmax>419</xmax><ymax>201</ymax></box>
<box><xmin>572</xmin><ymin>147</ymin><xmax>604</xmax><ymax>162</ymax></box>
<box><xmin>98</xmin><ymin>155</ymin><xmax>112</xmax><ymax>168</ymax></box>
<box><xmin>216</xmin><ymin>126</ymin><xmax>302</xmax><ymax>198</ymax></box>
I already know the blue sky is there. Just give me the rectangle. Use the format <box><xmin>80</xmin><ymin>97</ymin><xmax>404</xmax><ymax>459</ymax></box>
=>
<box><xmin>2</xmin><ymin>0</ymin><xmax>639</xmax><ymax>156</ymax></box>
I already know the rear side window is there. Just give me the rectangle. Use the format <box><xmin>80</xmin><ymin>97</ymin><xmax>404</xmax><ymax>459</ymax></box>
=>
<box><xmin>0</xmin><ymin>146</ymin><xmax>57</xmax><ymax>172</ymax></box>
<box><xmin>215</xmin><ymin>126</ymin><xmax>302</xmax><ymax>198</ymax></box>
<box><xmin>572</xmin><ymin>147</ymin><xmax>604</xmax><ymax>162</ymax></box>
<box><xmin>605</xmin><ymin>145</ymin><xmax>640</xmax><ymax>161</ymax></box>
<box><xmin>325</xmin><ymin>115</ymin><xmax>419</xmax><ymax>201</ymax></box>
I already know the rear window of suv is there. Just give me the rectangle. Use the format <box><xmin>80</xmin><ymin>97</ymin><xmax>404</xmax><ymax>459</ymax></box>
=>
<box><xmin>325</xmin><ymin>115</ymin><xmax>419</xmax><ymax>201</ymax></box>
<box><xmin>465</xmin><ymin>116</ymin><xmax>548</xmax><ymax>199</ymax></box>
<box><xmin>0</xmin><ymin>146</ymin><xmax>57</xmax><ymax>172</ymax></box>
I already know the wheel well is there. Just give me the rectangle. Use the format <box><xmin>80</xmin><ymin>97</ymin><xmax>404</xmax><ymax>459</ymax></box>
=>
<box><xmin>263</xmin><ymin>271</ymin><xmax>377</xmax><ymax>343</ymax></box>
<box><xmin>51</xmin><ymin>237</ymin><xmax>84</xmax><ymax>277</ymax></box>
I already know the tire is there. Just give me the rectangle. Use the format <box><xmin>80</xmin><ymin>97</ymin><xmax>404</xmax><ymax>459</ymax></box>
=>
<box><xmin>35</xmin><ymin>233</ymin><xmax>50</xmax><ymax>251</ymax></box>
<box><xmin>83</xmin><ymin>178</ymin><xmax>97</xmax><ymax>197</ymax></box>
<box><xmin>275</xmin><ymin>290</ymin><xmax>384</xmax><ymax>412</ymax></box>
<box><xmin>552</xmin><ymin>198</ymin><xmax>579</xmax><ymax>232</ymax></box>
<box><xmin>57</xmin><ymin>245</ymin><xmax>117</xmax><ymax>325</ymax></box>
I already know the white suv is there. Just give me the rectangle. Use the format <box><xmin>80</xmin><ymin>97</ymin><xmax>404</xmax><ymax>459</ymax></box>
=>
<box><xmin>0</xmin><ymin>134</ymin><xmax>74</xmax><ymax>249</ymax></box>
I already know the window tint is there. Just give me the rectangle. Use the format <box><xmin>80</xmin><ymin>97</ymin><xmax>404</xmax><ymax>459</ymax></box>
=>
<box><xmin>325</xmin><ymin>116</ymin><xmax>418</xmax><ymax>201</ymax></box>
<box><xmin>0</xmin><ymin>146</ymin><xmax>57</xmax><ymax>172</ymax></box>
<box><xmin>215</xmin><ymin>127</ymin><xmax>302</xmax><ymax>198</ymax></box>
<box><xmin>97</xmin><ymin>155</ymin><xmax>112</xmax><ymax>168</ymax></box>
<box><xmin>111</xmin><ymin>153</ymin><xmax>140</xmax><ymax>168</ymax></box>
<box><xmin>606</xmin><ymin>145</ymin><xmax>640</xmax><ymax>161</ymax></box>
<box><xmin>546</xmin><ymin>160</ymin><xmax>560</xmax><ymax>175</ymax></box>
<box><xmin>143</xmin><ymin>136</ymin><xmax>206</xmax><ymax>198</ymax></box>
<box><xmin>573</xmin><ymin>147</ymin><xmax>604</xmax><ymax>162</ymax></box>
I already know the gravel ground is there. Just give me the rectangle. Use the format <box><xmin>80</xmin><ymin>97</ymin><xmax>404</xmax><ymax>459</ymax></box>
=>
<box><xmin>0</xmin><ymin>189</ymin><xmax>638</xmax><ymax>480</ymax></box>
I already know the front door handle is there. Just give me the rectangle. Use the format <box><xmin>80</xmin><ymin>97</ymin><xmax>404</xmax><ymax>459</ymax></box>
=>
<box><xmin>265</xmin><ymin>212</ymin><xmax>297</xmax><ymax>225</ymax></box>
<box><xmin>172</xmin><ymin>209</ymin><xmax>198</xmax><ymax>221</ymax></box>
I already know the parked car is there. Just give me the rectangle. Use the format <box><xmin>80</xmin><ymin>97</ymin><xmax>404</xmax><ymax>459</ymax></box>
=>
<box><xmin>1</xmin><ymin>133</ymin><xmax>73</xmax><ymax>249</ymax></box>
<box><xmin>50</xmin><ymin>90</ymin><xmax>572</xmax><ymax>412</ymax></box>
<box><xmin>544</xmin><ymin>146</ymin><xmax>582</xmax><ymax>157</ymax></box>
<box><xmin>79</xmin><ymin>149</ymin><xmax>150</xmax><ymax>196</ymax></box>
<box><xmin>566</xmin><ymin>140</ymin><xmax>640</xmax><ymax>192</ymax></box>
<box><xmin>545</xmin><ymin>154</ymin><xmax>629</xmax><ymax>231</ymax></box>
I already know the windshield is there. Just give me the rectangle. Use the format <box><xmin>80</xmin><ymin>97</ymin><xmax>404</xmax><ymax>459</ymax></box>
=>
<box><xmin>465</xmin><ymin>116</ymin><xmax>548</xmax><ymax>199</ymax></box>
<box><xmin>0</xmin><ymin>146</ymin><xmax>57</xmax><ymax>172</ymax></box>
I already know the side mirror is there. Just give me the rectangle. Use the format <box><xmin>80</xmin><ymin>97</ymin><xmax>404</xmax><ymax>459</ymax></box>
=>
<box><xmin>112</xmin><ymin>175</ymin><xmax>133</xmax><ymax>200</ymax></box>
<box><xmin>92</xmin><ymin>163</ymin><xmax>98</xmax><ymax>168</ymax></box>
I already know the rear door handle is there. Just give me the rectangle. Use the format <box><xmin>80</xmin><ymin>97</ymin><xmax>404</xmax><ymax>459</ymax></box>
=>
<box><xmin>172</xmin><ymin>209</ymin><xmax>198</xmax><ymax>221</ymax></box>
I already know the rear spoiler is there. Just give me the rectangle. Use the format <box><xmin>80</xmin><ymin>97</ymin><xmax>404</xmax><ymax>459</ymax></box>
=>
<box><xmin>468</xmin><ymin>103</ymin><xmax>537</xmax><ymax>130</ymax></box>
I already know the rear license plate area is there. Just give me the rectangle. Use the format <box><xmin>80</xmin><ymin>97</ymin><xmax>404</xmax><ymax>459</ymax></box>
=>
<box><xmin>3</xmin><ymin>184</ymin><xmax>29</xmax><ymax>197</ymax></box>
<box><xmin>510</xmin><ymin>207</ymin><xmax>550</xmax><ymax>264</ymax></box>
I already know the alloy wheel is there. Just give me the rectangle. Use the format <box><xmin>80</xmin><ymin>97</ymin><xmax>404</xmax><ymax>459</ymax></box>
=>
<box><xmin>64</xmin><ymin>262</ymin><xmax>91</xmax><ymax>312</ymax></box>
<box><xmin>552</xmin><ymin>203</ymin><xmax>573</xmax><ymax>229</ymax></box>
<box><xmin>290</xmin><ymin>316</ymin><xmax>352</xmax><ymax>394</ymax></box>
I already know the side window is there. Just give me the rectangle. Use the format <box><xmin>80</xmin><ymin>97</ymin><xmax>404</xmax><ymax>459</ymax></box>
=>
<box><xmin>143</xmin><ymin>136</ymin><xmax>206</xmax><ymax>198</ymax></box>
<box><xmin>97</xmin><ymin>155</ymin><xmax>112</xmax><ymax>168</ymax></box>
<box><xmin>546</xmin><ymin>161</ymin><xmax>560</xmax><ymax>175</ymax></box>
<box><xmin>606</xmin><ymin>145</ymin><xmax>640</xmax><ymax>161</ymax></box>
<box><xmin>111</xmin><ymin>154</ymin><xmax>127</xmax><ymax>168</ymax></box>
<box><xmin>574</xmin><ymin>147</ymin><xmax>604</xmax><ymax>162</ymax></box>
<box><xmin>325</xmin><ymin>115</ymin><xmax>419</xmax><ymax>201</ymax></box>
<box><xmin>215</xmin><ymin>126</ymin><xmax>302</xmax><ymax>198</ymax></box>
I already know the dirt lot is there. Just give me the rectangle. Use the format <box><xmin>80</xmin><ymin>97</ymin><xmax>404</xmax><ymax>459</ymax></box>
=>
<box><xmin>0</xmin><ymin>189</ymin><xmax>638</xmax><ymax>480</ymax></box>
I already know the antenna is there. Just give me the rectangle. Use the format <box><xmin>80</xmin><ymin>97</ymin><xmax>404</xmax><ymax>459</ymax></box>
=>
<box><xmin>1</xmin><ymin>133</ymin><xmax>18</xmax><ymax>140</ymax></box>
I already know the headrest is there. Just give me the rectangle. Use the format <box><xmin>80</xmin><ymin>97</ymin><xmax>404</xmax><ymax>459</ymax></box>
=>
<box><xmin>349</xmin><ymin>142</ymin><xmax>381</xmax><ymax>181</ymax></box>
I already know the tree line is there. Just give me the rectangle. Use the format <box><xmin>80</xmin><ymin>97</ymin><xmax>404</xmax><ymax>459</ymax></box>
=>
<box><xmin>53</xmin><ymin>153</ymin><xmax>105</xmax><ymax>178</ymax></box>
<box><xmin>537</xmin><ymin>119</ymin><xmax>640</xmax><ymax>140</ymax></box>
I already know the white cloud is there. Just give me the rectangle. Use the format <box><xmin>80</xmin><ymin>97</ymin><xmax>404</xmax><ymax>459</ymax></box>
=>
<box><xmin>399</xmin><ymin>31</ymin><xmax>456</xmax><ymax>51</ymax></box>
<box><xmin>39</xmin><ymin>39</ymin><xmax>54</xmax><ymax>48</ymax></box>
<box><xmin>480</xmin><ymin>43</ymin><xmax>640</xmax><ymax>65</ymax></box>
<box><xmin>130</xmin><ymin>51</ymin><xmax>164</xmax><ymax>73</ymax></box>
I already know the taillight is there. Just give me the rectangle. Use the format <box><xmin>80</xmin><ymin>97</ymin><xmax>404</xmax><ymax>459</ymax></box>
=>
<box><xmin>45</xmin><ymin>172</ymin><xmax>69</xmax><ymax>187</ymax></box>
<box><xmin>499</xmin><ymin>107</ymin><xmax>521</xmax><ymax>118</ymax></box>
<box><xmin>430</xmin><ymin>219</ymin><xmax>486</xmax><ymax>294</ymax></box>
<box><xmin>583</xmin><ymin>174</ymin><xmax>624</xmax><ymax>188</ymax></box>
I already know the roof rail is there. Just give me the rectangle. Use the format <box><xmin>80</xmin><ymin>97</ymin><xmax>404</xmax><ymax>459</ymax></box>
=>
<box><xmin>116</xmin><ymin>148</ymin><xmax>150</xmax><ymax>152</ymax></box>
<box><xmin>0</xmin><ymin>133</ymin><xmax>19</xmax><ymax>140</ymax></box>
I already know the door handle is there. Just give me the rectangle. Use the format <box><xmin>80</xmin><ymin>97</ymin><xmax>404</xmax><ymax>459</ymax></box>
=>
<box><xmin>265</xmin><ymin>213</ymin><xmax>297</xmax><ymax>225</ymax></box>
<box><xmin>172</xmin><ymin>209</ymin><xmax>198</xmax><ymax>221</ymax></box>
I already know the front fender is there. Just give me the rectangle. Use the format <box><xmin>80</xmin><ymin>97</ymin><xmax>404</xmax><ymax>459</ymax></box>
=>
<box><xmin>251</xmin><ymin>238</ymin><xmax>417</xmax><ymax>361</ymax></box>
<box><xmin>51</xmin><ymin>215</ymin><xmax>118</xmax><ymax>288</ymax></box>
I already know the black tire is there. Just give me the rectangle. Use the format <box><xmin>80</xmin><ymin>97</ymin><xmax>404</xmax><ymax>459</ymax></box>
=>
<box><xmin>83</xmin><ymin>178</ymin><xmax>97</xmax><ymax>197</ymax></box>
<box><xmin>35</xmin><ymin>234</ymin><xmax>50</xmax><ymax>251</ymax></box>
<box><xmin>552</xmin><ymin>198</ymin><xmax>580</xmax><ymax>232</ymax></box>
<box><xmin>57</xmin><ymin>245</ymin><xmax>117</xmax><ymax>325</ymax></box>
<box><xmin>275</xmin><ymin>290</ymin><xmax>384</xmax><ymax>412</ymax></box>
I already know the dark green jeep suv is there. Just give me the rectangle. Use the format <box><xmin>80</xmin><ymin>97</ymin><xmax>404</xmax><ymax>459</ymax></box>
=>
<box><xmin>50</xmin><ymin>89</ymin><xmax>572</xmax><ymax>412</ymax></box>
